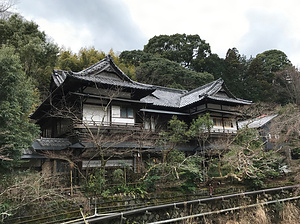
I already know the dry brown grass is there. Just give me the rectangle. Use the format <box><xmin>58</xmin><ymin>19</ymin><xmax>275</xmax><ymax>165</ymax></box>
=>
<box><xmin>280</xmin><ymin>203</ymin><xmax>300</xmax><ymax>224</ymax></box>
<box><xmin>229</xmin><ymin>206</ymin><xmax>270</xmax><ymax>224</ymax></box>
<box><xmin>185</xmin><ymin>203</ymin><xmax>299</xmax><ymax>224</ymax></box>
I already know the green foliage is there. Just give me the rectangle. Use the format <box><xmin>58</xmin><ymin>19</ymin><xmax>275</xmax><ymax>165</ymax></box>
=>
<box><xmin>57</xmin><ymin>48</ymin><xmax>137</xmax><ymax>79</ymax></box>
<box><xmin>188</xmin><ymin>113</ymin><xmax>213</xmax><ymax>148</ymax></box>
<box><xmin>223</xmin><ymin>48</ymin><xmax>249</xmax><ymax>98</ymax></box>
<box><xmin>245</xmin><ymin>49</ymin><xmax>292</xmax><ymax>102</ymax></box>
<box><xmin>167</xmin><ymin>116</ymin><xmax>189</xmax><ymax>144</ymax></box>
<box><xmin>221</xmin><ymin>128</ymin><xmax>283</xmax><ymax>189</ymax></box>
<box><xmin>157</xmin><ymin>116</ymin><xmax>189</xmax><ymax>150</ymax></box>
<box><xmin>57</xmin><ymin>47</ymin><xmax>106</xmax><ymax>71</ymax></box>
<box><xmin>0</xmin><ymin>14</ymin><xmax>59</xmax><ymax>97</ymax></box>
<box><xmin>112</xmin><ymin>168</ymin><xmax>124</xmax><ymax>185</ymax></box>
<box><xmin>175</xmin><ymin>154</ymin><xmax>203</xmax><ymax>191</ymax></box>
<box><xmin>199</xmin><ymin>53</ymin><xmax>225</xmax><ymax>79</ymax></box>
<box><xmin>0</xmin><ymin>46</ymin><xmax>39</xmax><ymax>169</ymax></box>
<box><xmin>143</xmin><ymin>150</ymin><xmax>203</xmax><ymax>192</ymax></box>
<box><xmin>85</xmin><ymin>169</ymin><xmax>107</xmax><ymax>195</ymax></box>
<box><xmin>120</xmin><ymin>35</ymin><xmax>214</xmax><ymax>90</ymax></box>
<box><xmin>120</xmin><ymin>50</ymin><xmax>153</xmax><ymax>67</ymax></box>
<box><xmin>135</xmin><ymin>57</ymin><xmax>213</xmax><ymax>90</ymax></box>
<box><xmin>235</xmin><ymin>127</ymin><xmax>262</xmax><ymax>149</ymax></box>
<box><xmin>142</xmin><ymin>164</ymin><xmax>161</xmax><ymax>192</ymax></box>
<box><xmin>144</xmin><ymin>33</ymin><xmax>211</xmax><ymax>70</ymax></box>
<box><xmin>112</xmin><ymin>183</ymin><xmax>148</xmax><ymax>198</ymax></box>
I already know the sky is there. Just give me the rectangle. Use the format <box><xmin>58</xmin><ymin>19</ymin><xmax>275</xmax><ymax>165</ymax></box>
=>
<box><xmin>14</xmin><ymin>0</ymin><xmax>300</xmax><ymax>66</ymax></box>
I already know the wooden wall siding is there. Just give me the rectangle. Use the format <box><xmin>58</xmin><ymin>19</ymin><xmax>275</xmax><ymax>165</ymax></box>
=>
<box><xmin>82</xmin><ymin>159</ymin><xmax>133</xmax><ymax>169</ymax></box>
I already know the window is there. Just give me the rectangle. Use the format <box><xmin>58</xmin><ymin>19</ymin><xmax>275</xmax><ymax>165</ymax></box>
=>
<box><xmin>213</xmin><ymin>118</ymin><xmax>234</xmax><ymax>128</ymax></box>
<box><xmin>223</xmin><ymin>119</ymin><xmax>234</xmax><ymax>128</ymax></box>
<box><xmin>213</xmin><ymin>118</ymin><xmax>222</xmax><ymax>127</ymax></box>
<box><xmin>120</xmin><ymin>107</ymin><xmax>134</xmax><ymax>118</ymax></box>
<box><xmin>83</xmin><ymin>104</ymin><xmax>109</xmax><ymax>125</ymax></box>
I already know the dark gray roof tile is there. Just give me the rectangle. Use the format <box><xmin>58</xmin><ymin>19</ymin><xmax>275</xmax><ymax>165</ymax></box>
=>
<box><xmin>32</xmin><ymin>138</ymin><xmax>71</xmax><ymax>150</ymax></box>
<box><xmin>141</xmin><ymin>78</ymin><xmax>251</xmax><ymax>108</ymax></box>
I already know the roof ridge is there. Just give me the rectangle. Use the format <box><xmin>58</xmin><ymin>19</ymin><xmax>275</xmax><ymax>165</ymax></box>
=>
<box><xmin>79</xmin><ymin>56</ymin><xmax>108</xmax><ymax>74</ymax></box>
<box><xmin>206</xmin><ymin>78</ymin><xmax>223</xmax><ymax>95</ymax></box>
<box><xmin>152</xmin><ymin>85</ymin><xmax>188</xmax><ymax>94</ymax></box>
<box><xmin>180</xmin><ymin>78</ymin><xmax>223</xmax><ymax>98</ymax></box>
<box><xmin>70</xmin><ymin>55</ymin><xmax>135</xmax><ymax>83</ymax></box>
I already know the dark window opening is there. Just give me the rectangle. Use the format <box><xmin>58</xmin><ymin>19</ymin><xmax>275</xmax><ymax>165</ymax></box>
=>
<box><xmin>120</xmin><ymin>107</ymin><xmax>134</xmax><ymax>118</ymax></box>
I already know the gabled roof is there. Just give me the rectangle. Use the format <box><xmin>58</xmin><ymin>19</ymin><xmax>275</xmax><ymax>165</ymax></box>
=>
<box><xmin>32</xmin><ymin>56</ymin><xmax>155</xmax><ymax>119</ymax></box>
<box><xmin>52</xmin><ymin>55</ymin><xmax>154</xmax><ymax>92</ymax></box>
<box><xmin>238</xmin><ymin>114</ymin><xmax>278</xmax><ymax>129</ymax></box>
<box><xmin>180</xmin><ymin>78</ymin><xmax>251</xmax><ymax>107</ymax></box>
<box><xmin>141</xmin><ymin>78</ymin><xmax>252</xmax><ymax>108</ymax></box>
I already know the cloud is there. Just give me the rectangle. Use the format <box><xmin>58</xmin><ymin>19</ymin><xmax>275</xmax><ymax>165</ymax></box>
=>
<box><xmin>238</xmin><ymin>8</ymin><xmax>299</xmax><ymax>62</ymax></box>
<box><xmin>16</xmin><ymin>0</ymin><xmax>148</xmax><ymax>53</ymax></box>
<box><xmin>15</xmin><ymin>0</ymin><xmax>300</xmax><ymax>65</ymax></box>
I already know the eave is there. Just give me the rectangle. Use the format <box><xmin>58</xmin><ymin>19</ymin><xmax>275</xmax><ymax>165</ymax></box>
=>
<box><xmin>70</xmin><ymin>92</ymin><xmax>152</xmax><ymax>105</ymax></box>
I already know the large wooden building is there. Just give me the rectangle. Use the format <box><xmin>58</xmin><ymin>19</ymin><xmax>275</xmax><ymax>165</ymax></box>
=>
<box><xmin>23</xmin><ymin>55</ymin><xmax>252</xmax><ymax>174</ymax></box>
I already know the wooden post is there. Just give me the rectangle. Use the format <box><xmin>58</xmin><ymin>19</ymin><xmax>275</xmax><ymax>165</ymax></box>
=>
<box><xmin>70</xmin><ymin>162</ymin><xmax>74</xmax><ymax>196</ymax></box>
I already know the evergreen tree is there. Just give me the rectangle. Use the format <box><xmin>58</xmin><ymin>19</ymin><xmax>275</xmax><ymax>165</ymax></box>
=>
<box><xmin>244</xmin><ymin>50</ymin><xmax>291</xmax><ymax>102</ymax></box>
<box><xmin>0</xmin><ymin>46</ymin><xmax>39</xmax><ymax>169</ymax></box>
<box><xmin>223</xmin><ymin>48</ymin><xmax>248</xmax><ymax>98</ymax></box>
<box><xmin>135</xmin><ymin>57</ymin><xmax>213</xmax><ymax>90</ymax></box>
<box><xmin>0</xmin><ymin>14</ymin><xmax>59</xmax><ymax>98</ymax></box>
<box><xmin>144</xmin><ymin>33</ymin><xmax>211</xmax><ymax>70</ymax></box>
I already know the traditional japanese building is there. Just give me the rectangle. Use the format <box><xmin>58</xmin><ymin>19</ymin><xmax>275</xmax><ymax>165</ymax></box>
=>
<box><xmin>23</xmin><ymin>55</ymin><xmax>252</xmax><ymax>174</ymax></box>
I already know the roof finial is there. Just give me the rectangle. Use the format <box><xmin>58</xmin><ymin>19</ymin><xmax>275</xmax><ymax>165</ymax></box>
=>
<box><xmin>106</xmin><ymin>54</ymin><xmax>113</xmax><ymax>61</ymax></box>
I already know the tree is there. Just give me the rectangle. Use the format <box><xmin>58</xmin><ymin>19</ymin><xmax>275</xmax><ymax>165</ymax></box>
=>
<box><xmin>57</xmin><ymin>47</ymin><xmax>106</xmax><ymax>72</ymax></box>
<box><xmin>135</xmin><ymin>57</ymin><xmax>214</xmax><ymax>90</ymax></box>
<box><xmin>56</xmin><ymin>49</ymin><xmax>81</xmax><ymax>71</ymax></box>
<box><xmin>0</xmin><ymin>46</ymin><xmax>39</xmax><ymax>169</ymax></box>
<box><xmin>119</xmin><ymin>50</ymin><xmax>153</xmax><ymax>67</ymax></box>
<box><xmin>222</xmin><ymin>48</ymin><xmax>249</xmax><ymax>98</ymax></box>
<box><xmin>0</xmin><ymin>14</ymin><xmax>59</xmax><ymax>98</ymax></box>
<box><xmin>220</xmin><ymin>127</ymin><xmax>283</xmax><ymax>188</ymax></box>
<box><xmin>57</xmin><ymin>48</ymin><xmax>138</xmax><ymax>79</ymax></box>
<box><xmin>244</xmin><ymin>50</ymin><xmax>292</xmax><ymax>102</ymax></box>
<box><xmin>157</xmin><ymin>116</ymin><xmax>189</xmax><ymax>163</ymax></box>
<box><xmin>188</xmin><ymin>114</ymin><xmax>213</xmax><ymax>181</ymax></box>
<box><xmin>120</xmin><ymin>35</ymin><xmax>215</xmax><ymax>90</ymax></box>
<box><xmin>197</xmin><ymin>53</ymin><xmax>225</xmax><ymax>80</ymax></box>
<box><xmin>275</xmin><ymin>66</ymin><xmax>300</xmax><ymax>105</ymax></box>
<box><xmin>144</xmin><ymin>33</ymin><xmax>211</xmax><ymax>70</ymax></box>
<box><xmin>0</xmin><ymin>0</ymin><xmax>15</xmax><ymax>19</ymax></box>
<box><xmin>269</xmin><ymin>104</ymin><xmax>300</xmax><ymax>168</ymax></box>
<box><xmin>188</xmin><ymin>113</ymin><xmax>213</xmax><ymax>149</ymax></box>
<box><xmin>143</xmin><ymin>115</ymin><xmax>205</xmax><ymax>192</ymax></box>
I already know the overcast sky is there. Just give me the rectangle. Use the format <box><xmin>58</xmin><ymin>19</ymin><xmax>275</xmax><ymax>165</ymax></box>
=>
<box><xmin>14</xmin><ymin>0</ymin><xmax>300</xmax><ymax>66</ymax></box>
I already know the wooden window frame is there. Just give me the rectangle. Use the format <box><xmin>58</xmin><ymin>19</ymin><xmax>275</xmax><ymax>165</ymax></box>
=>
<box><xmin>120</xmin><ymin>107</ymin><xmax>134</xmax><ymax>118</ymax></box>
<box><xmin>213</xmin><ymin>118</ymin><xmax>234</xmax><ymax>128</ymax></box>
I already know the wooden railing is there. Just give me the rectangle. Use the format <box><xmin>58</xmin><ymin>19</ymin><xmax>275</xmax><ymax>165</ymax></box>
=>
<box><xmin>74</xmin><ymin>121</ymin><xmax>143</xmax><ymax>130</ymax></box>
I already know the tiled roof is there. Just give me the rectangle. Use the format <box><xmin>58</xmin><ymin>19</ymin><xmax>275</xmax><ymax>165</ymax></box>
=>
<box><xmin>70</xmin><ymin>72</ymin><xmax>153</xmax><ymax>90</ymax></box>
<box><xmin>141</xmin><ymin>78</ymin><xmax>252</xmax><ymax>108</ymax></box>
<box><xmin>52</xmin><ymin>55</ymin><xmax>154</xmax><ymax>91</ymax></box>
<box><xmin>141</xmin><ymin>86</ymin><xmax>186</xmax><ymax>107</ymax></box>
<box><xmin>32</xmin><ymin>138</ymin><xmax>71</xmax><ymax>150</ymax></box>
<box><xmin>238</xmin><ymin>114</ymin><xmax>278</xmax><ymax>129</ymax></box>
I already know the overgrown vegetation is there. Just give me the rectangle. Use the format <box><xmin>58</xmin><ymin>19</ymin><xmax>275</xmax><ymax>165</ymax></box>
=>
<box><xmin>1</xmin><ymin>5</ymin><xmax>300</xmax><ymax>223</ymax></box>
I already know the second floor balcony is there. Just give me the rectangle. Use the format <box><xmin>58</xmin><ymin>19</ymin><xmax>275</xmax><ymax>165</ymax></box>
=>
<box><xmin>74</xmin><ymin>120</ymin><xmax>143</xmax><ymax>131</ymax></box>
